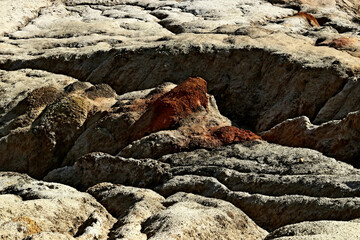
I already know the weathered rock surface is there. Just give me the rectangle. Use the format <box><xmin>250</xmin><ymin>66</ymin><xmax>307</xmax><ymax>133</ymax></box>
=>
<box><xmin>1</xmin><ymin>74</ymin><xmax>258</xmax><ymax>178</ymax></box>
<box><xmin>46</xmin><ymin>141</ymin><xmax>360</xmax><ymax>232</ymax></box>
<box><xmin>262</xmin><ymin>112</ymin><xmax>360</xmax><ymax>166</ymax></box>
<box><xmin>1</xmin><ymin>0</ymin><xmax>360</xmax><ymax>239</ymax></box>
<box><xmin>0</xmin><ymin>71</ymin><xmax>117</xmax><ymax>178</ymax></box>
<box><xmin>87</xmin><ymin>183</ymin><xmax>268</xmax><ymax>240</ymax></box>
<box><xmin>87</xmin><ymin>183</ymin><xmax>166</xmax><ymax>240</ymax></box>
<box><xmin>142</xmin><ymin>192</ymin><xmax>268</xmax><ymax>240</ymax></box>
<box><xmin>0</xmin><ymin>69</ymin><xmax>76</xmax><ymax>119</ymax></box>
<box><xmin>0</xmin><ymin>0</ymin><xmax>360</xmax><ymax>163</ymax></box>
<box><xmin>45</xmin><ymin>152</ymin><xmax>171</xmax><ymax>190</ymax></box>
<box><xmin>155</xmin><ymin>142</ymin><xmax>360</xmax><ymax>231</ymax></box>
<box><xmin>1</xmin><ymin>0</ymin><xmax>360</xmax><ymax>164</ymax></box>
<box><xmin>0</xmin><ymin>171</ymin><xmax>116</xmax><ymax>239</ymax></box>
<box><xmin>265</xmin><ymin>220</ymin><xmax>360</xmax><ymax>240</ymax></box>
<box><xmin>67</xmin><ymin>77</ymin><xmax>251</xmax><ymax>163</ymax></box>
<box><xmin>0</xmin><ymin>0</ymin><xmax>359</xmax><ymax>133</ymax></box>
<box><xmin>0</xmin><ymin>0</ymin><xmax>51</xmax><ymax>36</ymax></box>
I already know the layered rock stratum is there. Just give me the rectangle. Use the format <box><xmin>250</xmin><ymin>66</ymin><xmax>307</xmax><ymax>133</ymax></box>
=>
<box><xmin>1</xmin><ymin>0</ymin><xmax>360</xmax><ymax>239</ymax></box>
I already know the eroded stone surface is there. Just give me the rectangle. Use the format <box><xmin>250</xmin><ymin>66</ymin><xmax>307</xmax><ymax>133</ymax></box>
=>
<box><xmin>0</xmin><ymin>69</ymin><xmax>76</xmax><ymax>119</ymax></box>
<box><xmin>1</xmin><ymin>75</ymin><xmax>255</xmax><ymax>177</ymax></box>
<box><xmin>45</xmin><ymin>152</ymin><xmax>171</xmax><ymax>190</ymax></box>
<box><xmin>262</xmin><ymin>112</ymin><xmax>360</xmax><ymax>166</ymax></box>
<box><xmin>0</xmin><ymin>71</ymin><xmax>116</xmax><ymax>178</ymax></box>
<box><xmin>0</xmin><ymin>0</ymin><xmax>51</xmax><ymax>36</ymax></box>
<box><xmin>154</xmin><ymin>142</ymin><xmax>360</xmax><ymax>231</ymax></box>
<box><xmin>87</xmin><ymin>183</ymin><xmax>268</xmax><ymax>240</ymax></box>
<box><xmin>265</xmin><ymin>220</ymin><xmax>360</xmax><ymax>240</ymax></box>
<box><xmin>87</xmin><ymin>183</ymin><xmax>166</xmax><ymax>240</ymax></box>
<box><xmin>46</xmin><ymin>141</ymin><xmax>360</xmax><ymax>232</ymax></box>
<box><xmin>64</xmin><ymin>77</ymin><xmax>260</xmax><ymax>164</ymax></box>
<box><xmin>129</xmin><ymin>77</ymin><xmax>208</xmax><ymax>140</ymax></box>
<box><xmin>1</xmin><ymin>0</ymin><xmax>360</xmax><ymax>139</ymax></box>
<box><xmin>143</xmin><ymin>192</ymin><xmax>268</xmax><ymax>240</ymax></box>
<box><xmin>1</xmin><ymin>0</ymin><xmax>360</xmax><ymax>239</ymax></box>
<box><xmin>0</xmin><ymin>172</ymin><xmax>116</xmax><ymax>239</ymax></box>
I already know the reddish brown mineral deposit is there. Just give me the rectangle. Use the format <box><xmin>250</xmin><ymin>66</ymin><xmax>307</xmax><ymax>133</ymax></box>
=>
<box><xmin>131</xmin><ymin>77</ymin><xmax>208</xmax><ymax>140</ymax></box>
<box><xmin>295</xmin><ymin>12</ymin><xmax>320</xmax><ymax>27</ymax></box>
<box><xmin>212</xmin><ymin>126</ymin><xmax>261</xmax><ymax>145</ymax></box>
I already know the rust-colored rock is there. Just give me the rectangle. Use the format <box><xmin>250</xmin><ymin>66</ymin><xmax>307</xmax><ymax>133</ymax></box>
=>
<box><xmin>175</xmin><ymin>126</ymin><xmax>261</xmax><ymax>152</ymax></box>
<box><xmin>212</xmin><ymin>126</ymin><xmax>261</xmax><ymax>145</ymax></box>
<box><xmin>150</xmin><ymin>77</ymin><xmax>208</xmax><ymax>130</ymax></box>
<box><xmin>115</xmin><ymin>78</ymin><xmax>263</xmax><ymax>159</ymax></box>
<box><xmin>131</xmin><ymin>77</ymin><xmax>208</xmax><ymax>140</ymax></box>
<box><xmin>1</xmin><ymin>74</ymin><xmax>263</xmax><ymax>173</ymax></box>
<box><xmin>294</xmin><ymin>12</ymin><xmax>320</xmax><ymax>27</ymax></box>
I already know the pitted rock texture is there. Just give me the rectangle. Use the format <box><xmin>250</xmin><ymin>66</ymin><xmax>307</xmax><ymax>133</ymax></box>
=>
<box><xmin>46</xmin><ymin>141</ymin><xmax>360</xmax><ymax>232</ymax></box>
<box><xmin>262</xmin><ymin>112</ymin><xmax>360</xmax><ymax>166</ymax></box>
<box><xmin>44</xmin><ymin>152</ymin><xmax>172</xmax><ymax>190</ymax></box>
<box><xmin>0</xmin><ymin>71</ymin><xmax>117</xmax><ymax>178</ymax></box>
<box><xmin>87</xmin><ymin>183</ymin><xmax>166</xmax><ymax>240</ymax></box>
<box><xmin>87</xmin><ymin>183</ymin><xmax>268</xmax><ymax>240</ymax></box>
<box><xmin>265</xmin><ymin>220</ymin><xmax>360</xmax><ymax>240</ymax></box>
<box><xmin>1</xmin><ymin>0</ymin><xmax>360</xmax><ymax>138</ymax></box>
<box><xmin>1</xmin><ymin>0</ymin><xmax>360</xmax><ymax>239</ymax></box>
<box><xmin>0</xmin><ymin>74</ymin><xmax>256</xmax><ymax>177</ymax></box>
<box><xmin>0</xmin><ymin>172</ymin><xmax>116</xmax><ymax>240</ymax></box>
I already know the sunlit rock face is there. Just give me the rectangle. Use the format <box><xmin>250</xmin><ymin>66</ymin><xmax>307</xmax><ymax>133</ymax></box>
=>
<box><xmin>0</xmin><ymin>76</ymin><xmax>259</xmax><ymax>177</ymax></box>
<box><xmin>1</xmin><ymin>0</ymin><xmax>360</xmax><ymax>239</ymax></box>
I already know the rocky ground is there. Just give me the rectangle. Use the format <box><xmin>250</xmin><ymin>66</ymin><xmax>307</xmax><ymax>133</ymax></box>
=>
<box><xmin>1</xmin><ymin>0</ymin><xmax>360</xmax><ymax>239</ymax></box>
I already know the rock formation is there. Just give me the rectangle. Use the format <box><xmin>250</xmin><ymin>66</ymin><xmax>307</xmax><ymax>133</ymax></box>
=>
<box><xmin>1</xmin><ymin>0</ymin><xmax>360</xmax><ymax>239</ymax></box>
<box><xmin>0</xmin><ymin>172</ymin><xmax>116</xmax><ymax>239</ymax></box>
<box><xmin>265</xmin><ymin>221</ymin><xmax>360</xmax><ymax>240</ymax></box>
<box><xmin>87</xmin><ymin>183</ymin><xmax>268</xmax><ymax>240</ymax></box>
<box><xmin>262</xmin><ymin>113</ymin><xmax>360</xmax><ymax>167</ymax></box>
<box><xmin>0</xmin><ymin>74</ymin><xmax>260</xmax><ymax>178</ymax></box>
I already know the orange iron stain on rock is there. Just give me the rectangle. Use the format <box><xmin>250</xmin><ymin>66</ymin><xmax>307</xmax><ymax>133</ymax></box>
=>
<box><xmin>131</xmin><ymin>77</ymin><xmax>208</xmax><ymax>140</ymax></box>
<box><xmin>130</xmin><ymin>77</ymin><xmax>261</xmax><ymax>148</ymax></box>
<box><xmin>295</xmin><ymin>12</ymin><xmax>320</xmax><ymax>27</ymax></box>
<box><xmin>211</xmin><ymin>126</ymin><xmax>261</xmax><ymax>145</ymax></box>
<box><xmin>150</xmin><ymin>77</ymin><xmax>208</xmax><ymax>131</ymax></box>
